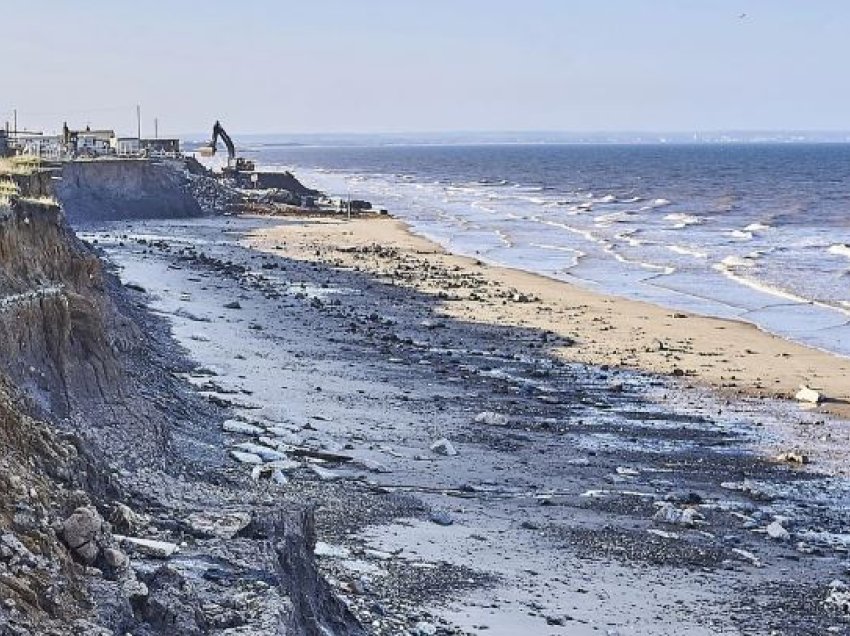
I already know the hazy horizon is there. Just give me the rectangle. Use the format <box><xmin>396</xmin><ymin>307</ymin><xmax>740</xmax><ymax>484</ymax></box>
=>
<box><xmin>3</xmin><ymin>1</ymin><xmax>849</xmax><ymax>137</ymax></box>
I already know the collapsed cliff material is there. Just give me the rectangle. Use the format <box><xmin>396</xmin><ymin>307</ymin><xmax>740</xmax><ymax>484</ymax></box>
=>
<box><xmin>0</xmin><ymin>197</ymin><xmax>171</xmax><ymax>468</ymax></box>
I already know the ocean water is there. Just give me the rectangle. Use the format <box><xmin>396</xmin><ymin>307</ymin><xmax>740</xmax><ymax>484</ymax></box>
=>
<box><xmin>242</xmin><ymin>142</ymin><xmax>850</xmax><ymax>357</ymax></box>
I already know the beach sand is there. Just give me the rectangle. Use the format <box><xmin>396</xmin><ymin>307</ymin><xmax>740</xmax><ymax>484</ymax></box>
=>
<box><xmin>246</xmin><ymin>213</ymin><xmax>850</xmax><ymax>421</ymax></box>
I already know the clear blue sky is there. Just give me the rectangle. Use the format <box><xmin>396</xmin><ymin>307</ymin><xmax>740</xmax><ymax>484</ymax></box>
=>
<box><xmin>2</xmin><ymin>1</ymin><xmax>848</xmax><ymax>136</ymax></box>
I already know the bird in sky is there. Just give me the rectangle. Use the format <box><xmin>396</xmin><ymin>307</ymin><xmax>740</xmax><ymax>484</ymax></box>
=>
<box><xmin>738</xmin><ymin>12</ymin><xmax>747</xmax><ymax>19</ymax></box>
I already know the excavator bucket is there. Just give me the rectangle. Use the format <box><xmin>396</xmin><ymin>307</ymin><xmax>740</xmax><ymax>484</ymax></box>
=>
<box><xmin>197</xmin><ymin>145</ymin><xmax>215</xmax><ymax>157</ymax></box>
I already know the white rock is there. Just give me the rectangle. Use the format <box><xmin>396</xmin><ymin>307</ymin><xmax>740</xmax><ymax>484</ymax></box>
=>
<box><xmin>474</xmin><ymin>411</ymin><xmax>508</xmax><ymax>426</ymax></box>
<box><xmin>653</xmin><ymin>503</ymin><xmax>700</xmax><ymax>527</ymax></box>
<box><xmin>265</xmin><ymin>459</ymin><xmax>301</xmax><ymax>472</ymax></box>
<box><xmin>114</xmin><ymin>536</ymin><xmax>179</xmax><ymax>558</ymax></box>
<box><xmin>223</xmin><ymin>420</ymin><xmax>264</xmax><ymax>435</ymax></box>
<box><xmin>314</xmin><ymin>541</ymin><xmax>351</xmax><ymax>559</ymax></box>
<box><xmin>430</xmin><ymin>438</ymin><xmax>458</xmax><ymax>456</ymax></box>
<box><xmin>795</xmin><ymin>385</ymin><xmax>823</xmax><ymax>404</ymax></box>
<box><xmin>233</xmin><ymin>442</ymin><xmax>287</xmax><ymax>461</ymax></box>
<box><xmin>186</xmin><ymin>512</ymin><xmax>250</xmax><ymax>539</ymax></box>
<box><xmin>230</xmin><ymin>450</ymin><xmax>263</xmax><ymax>465</ymax></box>
<box><xmin>310</xmin><ymin>465</ymin><xmax>342</xmax><ymax>481</ymax></box>
<box><xmin>732</xmin><ymin>548</ymin><xmax>763</xmax><ymax>567</ymax></box>
<box><xmin>825</xmin><ymin>580</ymin><xmax>850</xmax><ymax>614</ymax></box>
<box><xmin>415</xmin><ymin>622</ymin><xmax>437</xmax><ymax>636</ymax></box>
<box><xmin>766</xmin><ymin>520</ymin><xmax>791</xmax><ymax>541</ymax></box>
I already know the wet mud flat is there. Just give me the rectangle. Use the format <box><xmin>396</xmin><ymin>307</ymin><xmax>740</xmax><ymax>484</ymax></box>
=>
<box><xmin>82</xmin><ymin>216</ymin><xmax>850</xmax><ymax>635</ymax></box>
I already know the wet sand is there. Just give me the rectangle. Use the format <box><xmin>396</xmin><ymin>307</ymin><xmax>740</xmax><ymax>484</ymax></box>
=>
<box><xmin>246</xmin><ymin>214</ymin><xmax>850</xmax><ymax>421</ymax></box>
<box><xmin>85</xmin><ymin>215</ymin><xmax>850</xmax><ymax>634</ymax></box>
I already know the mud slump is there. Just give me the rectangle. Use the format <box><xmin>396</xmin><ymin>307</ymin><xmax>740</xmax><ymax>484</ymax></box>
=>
<box><xmin>74</xmin><ymin>215</ymin><xmax>850</xmax><ymax>636</ymax></box>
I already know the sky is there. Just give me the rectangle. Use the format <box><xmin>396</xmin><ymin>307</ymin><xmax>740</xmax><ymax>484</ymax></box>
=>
<box><xmin>1</xmin><ymin>1</ymin><xmax>848</xmax><ymax>136</ymax></box>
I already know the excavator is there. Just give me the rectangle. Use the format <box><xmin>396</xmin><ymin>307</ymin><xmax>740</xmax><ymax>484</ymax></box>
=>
<box><xmin>198</xmin><ymin>120</ymin><xmax>255</xmax><ymax>173</ymax></box>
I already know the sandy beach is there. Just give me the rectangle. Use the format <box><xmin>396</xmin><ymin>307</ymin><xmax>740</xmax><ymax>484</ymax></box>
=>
<box><xmin>246</xmin><ymin>213</ymin><xmax>850</xmax><ymax>419</ymax></box>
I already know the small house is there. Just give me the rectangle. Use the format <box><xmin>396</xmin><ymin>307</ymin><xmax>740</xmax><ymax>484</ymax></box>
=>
<box><xmin>140</xmin><ymin>138</ymin><xmax>180</xmax><ymax>158</ymax></box>
<box><xmin>114</xmin><ymin>137</ymin><xmax>141</xmax><ymax>157</ymax></box>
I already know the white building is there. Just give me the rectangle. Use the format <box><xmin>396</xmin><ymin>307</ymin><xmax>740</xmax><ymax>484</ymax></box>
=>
<box><xmin>16</xmin><ymin>134</ymin><xmax>63</xmax><ymax>160</ymax></box>
<box><xmin>75</xmin><ymin>129</ymin><xmax>114</xmax><ymax>155</ymax></box>
<box><xmin>113</xmin><ymin>137</ymin><xmax>141</xmax><ymax>157</ymax></box>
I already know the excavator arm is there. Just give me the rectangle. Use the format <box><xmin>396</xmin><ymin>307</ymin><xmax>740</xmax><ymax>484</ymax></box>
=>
<box><xmin>211</xmin><ymin>121</ymin><xmax>236</xmax><ymax>163</ymax></box>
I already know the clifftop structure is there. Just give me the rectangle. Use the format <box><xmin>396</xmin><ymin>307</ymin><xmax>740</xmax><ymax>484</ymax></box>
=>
<box><xmin>6</xmin><ymin>123</ymin><xmax>181</xmax><ymax>160</ymax></box>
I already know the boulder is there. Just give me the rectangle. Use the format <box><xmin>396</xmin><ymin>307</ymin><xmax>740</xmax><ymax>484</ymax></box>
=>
<box><xmin>61</xmin><ymin>506</ymin><xmax>106</xmax><ymax>564</ymax></box>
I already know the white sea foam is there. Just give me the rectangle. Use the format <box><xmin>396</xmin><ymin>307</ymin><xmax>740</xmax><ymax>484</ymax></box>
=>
<box><xmin>720</xmin><ymin>255</ymin><xmax>751</xmax><ymax>268</ymax></box>
<box><xmin>828</xmin><ymin>244</ymin><xmax>850</xmax><ymax>260</ymax></box>
<box><xmin>663</xmin><ymin>213</ymin><xmax>702</xmax><ymax>228</ymax></box>
<box><xmin>730</xmin><ymin>230</ymin><xmax>754</xmax><ymax>240</ymax></box>
<box><xmin>666</xmin><ymin>245</ymin><xmax>708</xmax><ymax>259</ymax></box>
<box><xmin>744</xmin><ymin>223</ymin><xmax>770</xmax><ymax>232</ymax></box>
<box><xmin>652</xmin><ymin>198</ymin><xmax>672</xmax><ymax>207</ymax></box>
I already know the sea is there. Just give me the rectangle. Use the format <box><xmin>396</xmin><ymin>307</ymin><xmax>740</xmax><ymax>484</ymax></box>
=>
<box><xmin>227</xmin><ymin>139</ymin><xmax>850</xmax><ymax>358</ymax></box>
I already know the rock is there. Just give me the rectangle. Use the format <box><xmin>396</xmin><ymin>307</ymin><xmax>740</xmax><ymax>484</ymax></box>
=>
<box><xmin>250</xmin><ymin>464</ymin><xmax>290</xmax><ymax>485</ymax></box>
<box><xmin>115</xmin><ymin>535</ymin><xmax>180</xmax><ymax>558</ymax></box>
<box><xmin>429</xmin><ymin>511</ymin><xmax>454</xmax><ymax>526</ymax></box>
<box><xmin>314</xmin><ymin>542</ymin><xmax>352</xmax><ymax>559</ymax></box>
<box><xmin>222</xmin><ymin>420</ymin><xmax>264</xmax><ymax>435</ymax></box>
<box><xmin>310</xmin><ymin>465</ymin><xmax>342</xmax><ymax>481</ymax></box>
<box><xmin>653</xmin><ymin>503</ymin><xmax>701</xmax><ymax>527</ymax></box>
<box><xmin>766</xmin><ymin>520</ymin><xmax>791</xmax><ymax>541</ymax></box>
<box><xmin>430</xmin><ymin>438</ymin><xmax>458</xmax><ymax>456</ymax></box>
<box><xmin>776</xmin><ymin>451</ymin><xmax>810</xmax><ymax>465</ymax></box>
<box><xmin>140</xmin><ymin>565</ymin><xmax>207</xmax><ymax>635</ymax></box>
<box><xmin>109</xmin><ymin>503</ymin><xmax>142</xmax><ymax>534</ymax></box>
<box><xmin>825</xmin><ymin>580</ymin><xmax>850</xmax><ymax>614</ymax></box>
<box><xmin>186</xmin><ymin>512</ymin><xmax>251</xmax><ymax>539</ymax></box>
<box><xmin>474</xmin><ymin>411</ymin><xmax>509</xmax><ymax>426</ymax></box>
<box><xmin>732</xmin><ymin>548</ymin><xmax>763</xmax><ymax>567</ymax></box>
<box><xmin>61</xmin><ymin>506</ymin><xmax>106</xmax><ymax>564</ymax></box>
<box><xmin>103</xmin><ymin>547</ymin><xmax>129</xmax><ymax>569</ymax></box>
<box><xmin>232</xmin><ymin>442</ymin><xmax>287</xmax><ymax>461</ymax></box>
<box><xmin>415</xmin><ymin>621</ymin><xmax>438</xmax><ymax>635</ymax></box>
<box><xmin>230</xmin><ymin>450</ymin><xmax>263</xmax><ymax>464</ymax></box>
<box><xmin>795</xmin><ymin>385</ymin><xmax>823</xmax><ymax>404</ymax></box>
<box><xmin>223</xmin><ymin>300</ymin><xmax>242</xmax><ymax>310</ymax></box>
<box><xmin>122</xmin><ymin>577</ymin><xmax>150</xmax><ymax>600</ymax></box>
<box><xmin>353</xmin><ymin>458</ymin><xmax>391</xmax><ymax>473</ymax></box>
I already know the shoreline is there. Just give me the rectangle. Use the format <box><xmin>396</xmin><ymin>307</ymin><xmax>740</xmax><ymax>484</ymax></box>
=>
<box><xmin>245</xmin><ymin>212</ymin><xmax>850</xmax><ymax>422</ymax></box>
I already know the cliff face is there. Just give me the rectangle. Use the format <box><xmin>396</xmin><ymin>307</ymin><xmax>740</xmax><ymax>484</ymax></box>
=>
<box><xmin>54</xmin><ymin>159</ymin><xmax>202</xmax><ymax>224</ymax></box>
<box><xmin>0</xmin><ymin>200</ymin><xmax>131</xmax><ymax>415</ymax></box>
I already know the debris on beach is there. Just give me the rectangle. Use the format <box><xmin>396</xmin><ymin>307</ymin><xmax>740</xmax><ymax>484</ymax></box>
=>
<box><xmin>795</xmin><ymin>385</ymin><xmax>823</xmax><ymax>404</ymax></box>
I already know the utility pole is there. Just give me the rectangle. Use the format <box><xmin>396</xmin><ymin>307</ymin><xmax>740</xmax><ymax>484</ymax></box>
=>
<box><xmin>136</xmin><ymin>105</ymin><xmax>141</xmax><ymax>140</ymax></box>
<box><xmin>154</xmin><ymin>117</ymin><xmax>158</xmax><ymax>139</ymax></box>
<box><xmin>12</xmin><ymin>109</ymin><xmax>17</xmax><ymax>138</ymax></box>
